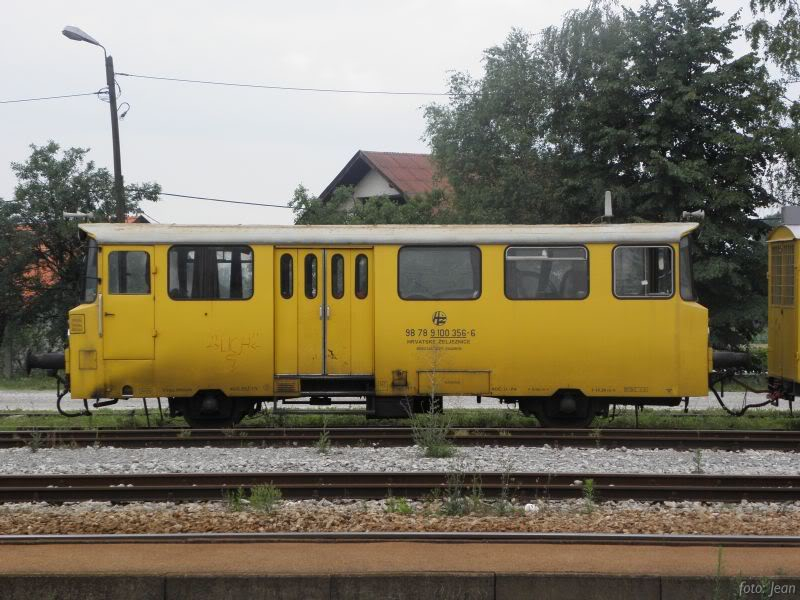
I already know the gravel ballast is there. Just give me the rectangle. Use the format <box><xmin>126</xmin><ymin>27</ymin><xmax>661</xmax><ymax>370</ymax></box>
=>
<box><xmin>0</xmin><ymin>445</ymin><xmax>797</xmax><ymax>476</ymax></box>
<box><xmin>1</xmin><ymin>499</ymin><xmax>799</xmax><ymax>536</ymax></box>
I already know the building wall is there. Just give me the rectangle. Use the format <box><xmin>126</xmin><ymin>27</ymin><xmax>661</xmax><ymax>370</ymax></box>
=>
<box><xmin>353</xmin><ymin>169</ymin><xmax>399</xmax><ymax>200</ymax></box>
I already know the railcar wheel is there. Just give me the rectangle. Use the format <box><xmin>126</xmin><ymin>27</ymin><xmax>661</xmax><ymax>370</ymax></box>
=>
<box><xmin>531</xmin><ymin>407</ymin><xmax>596</xmax><ymax>429</ymax></box>
<box><xmin>172</xmin><ymin>394</ymin><xmax>255</xmax><ymax>428</ymax></box>
<box><xmin>519</xmin><ymin>394</ymin><xmax>598</xmax><ymax>428</ymax></box>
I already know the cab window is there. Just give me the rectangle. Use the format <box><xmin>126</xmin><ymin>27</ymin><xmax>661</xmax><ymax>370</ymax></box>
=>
<box><xmin>679</xmin><ymin>237</ymin><xmax>696</xmax><ymax>301</ymax></box>
<box><xmin>82</xmin><ymin>239</ymin><xmax>99</xmax><ymax>303</ymax></box>
<box><xmin>614</xmin><ymin>246</ymin><xmax>673</xmax><ymax>298</ymax></box>
<box><xmin>108</xmin><ymin>251</ymin><xmax>150</xmax><ymax>294</ymax></box>
<box><xmin>168</xmin><ymin>246</ymin><xmax>253</xmax><ymax>300</ymax></box>
<box><xmin>398</xmin><ymin>246</ymin><xmax>481</xmax><ymax>300</ymax></box>
<box><xmin>505</xmin><ymin>246</ymin><xmax>588</xmax><ymax>299</ymax></box>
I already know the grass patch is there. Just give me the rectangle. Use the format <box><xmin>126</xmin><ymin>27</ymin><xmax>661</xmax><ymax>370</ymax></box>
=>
<box><xmin>0</xmin><ymin>409</ymin><xmax>183</xmax><ymax>431</ymax></box>
<box><xmin>598</xmin><ymin>408</ymin><xmax>800</xmax><ymax>430</ymax></box>
<box><xmin>0</xmin><ymin>375</ymin><xmax>58</xmax><ymax>390</ymax></box>
<box><xmin>0</xmin><ymin>403</ymin><xmax>797</xmax><ymax>432</ymax></box>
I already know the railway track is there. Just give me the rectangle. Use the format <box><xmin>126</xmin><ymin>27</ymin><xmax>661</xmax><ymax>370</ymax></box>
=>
<box><xmin>2</xmin><ymin>427</ymin><xmax>800</xmax><ymax>450</ymax></box>
<box><xmin>1</xmin><ymin>531</ymin><xmax>798</xmax><ymax>547</ymax></box>
<box><xmin>1</xmin><ymin>471</ymin><xmax>798</xmax><ymax>503</ymax></box>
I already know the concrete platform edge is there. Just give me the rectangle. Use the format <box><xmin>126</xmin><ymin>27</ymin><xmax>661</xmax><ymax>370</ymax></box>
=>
<box><xmin>2</xmin><ymin>572</ymin><xmax>799</xmax><ymax>599</ymax></box>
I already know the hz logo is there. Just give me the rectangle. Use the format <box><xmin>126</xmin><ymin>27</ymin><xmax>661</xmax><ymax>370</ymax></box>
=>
<box><xmin>432</xmin><ymin>311</ymin><xmax>447</xmax><ymax>326</ymax></box>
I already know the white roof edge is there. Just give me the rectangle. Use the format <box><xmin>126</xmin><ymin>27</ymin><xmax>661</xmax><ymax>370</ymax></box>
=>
<box><xmin>79</xmin><ymin>223</ymin><xmax>699</xmax><ymax>246</ymax></box>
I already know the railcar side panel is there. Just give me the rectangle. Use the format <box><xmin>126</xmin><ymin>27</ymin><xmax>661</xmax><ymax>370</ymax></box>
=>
<box><xmin>152</xmin><ymin>244</ymin><xmax>274</xmax><ymax>398</ymax></box>
<box><xmin>374</xmin><ymin>242</ymin><xmax>705</xmax><ymax>400</ymax></box>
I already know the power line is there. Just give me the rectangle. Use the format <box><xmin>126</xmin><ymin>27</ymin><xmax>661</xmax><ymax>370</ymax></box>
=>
<box><xmin>0</xmin><ymin>91</ymin><xmax>100</xmax><ymax>104</ymax></box>
<box><xmin>118</xmin><ymin>72</ymin><xmax>451</xmax><ymax>97</ymax></box>
<box><xmin>160</xmin><ymin>192</ymin><xmax>292</xmax><ymax>209</ymax></box>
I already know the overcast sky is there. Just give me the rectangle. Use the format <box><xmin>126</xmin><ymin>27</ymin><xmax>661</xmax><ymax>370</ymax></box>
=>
<box><xmin>0</xmin><ymin>0</ymin><xmax>754</xmax><ymax>225</ymax></box>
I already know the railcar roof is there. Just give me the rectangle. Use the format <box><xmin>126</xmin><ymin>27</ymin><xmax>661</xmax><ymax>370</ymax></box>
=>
<box><xmin>769</xmin><ymin>225</ymin><xmax>800</xmax><ymax>241</ymax></box>
<box><xmin>79</xmin><ymin>222</ymin><xmax>699</xmax><ymax>245</ymax></box>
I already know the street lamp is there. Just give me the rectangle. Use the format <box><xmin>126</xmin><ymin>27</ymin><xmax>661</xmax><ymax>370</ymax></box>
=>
<box><xmin>62</xmin><ymin>25</ymin><xmax>125</xmax><ymax>223</ymax></box>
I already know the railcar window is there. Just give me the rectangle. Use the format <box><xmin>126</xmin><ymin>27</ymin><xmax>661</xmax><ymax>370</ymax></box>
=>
<box><xmin>355</xmin><ymin>254</ymin><xmax>368</xmax><ymax>299</ymax></box>
<box><xmin>331</xmin><ymin>254</ymin><xmax>344</xmax><ymax>299</ymax></box>
<box><xmin>614</xmin><ymin>246</ymin><xmax>673</xmax><ymax>298</ymax></box>
<box><xmin>398</xmin><ymin>246</ymin><xmax>481</xmax><ymax>300</ymax></box>
<box><xmin>771</xmin><ymin>242</ymin><xmax>795</xmax><ymax>306</ymax></box>
<box><xmin>168</xmin><ymin>246</ymin><xmax>253</xmax><ymax>300</ymax></box>
<box><xmin>679</xmin><ymin>237</ymin><xmax>696</xmax><ymax>301</ymax></box>
<box><xmin>82</xmin><ymin>239</ymin><xmax>99</xmax><ymax>303</ymax></box>
<box><xmin>304</xmin><ymin>254</ymin><xmax>318</xmax><ymax>299</ymax></box>
<box><xmin>108</xmin><ymin>251</ymin><xmax>150</xmax><ymax>294</ymax></box>
<box><xmin>280</xmin><ymin>254</ymin><xmax>293</xmax><ymax>299</ymax></box>
<box><xmin>505</xmin><ymin>247</ymin><xmax>588</xmax><ymax>300</ymax></box>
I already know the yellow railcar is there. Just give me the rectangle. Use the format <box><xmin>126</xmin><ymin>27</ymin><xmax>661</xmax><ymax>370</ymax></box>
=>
<box><xmin>52</xmin><ymin>222</ymin><xmax>709</xmax><ymax>427</ymax></box>
<box><xmin>767</xmin><ymin>224</ymin><xmax>799</xmax><ymax>399</ymax></box>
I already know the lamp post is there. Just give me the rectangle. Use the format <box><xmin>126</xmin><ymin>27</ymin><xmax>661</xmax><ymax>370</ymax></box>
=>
<box><xmin>62</xmin><ymin>25</ymin><xmax>125</xmax><ymax>223</ymax></box>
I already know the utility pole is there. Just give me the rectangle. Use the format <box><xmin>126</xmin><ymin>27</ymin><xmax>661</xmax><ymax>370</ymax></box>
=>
<box><xmin>62</xmin><ymin>25</ymin><xmax>126</xmax><ymax>222</ymax></box>
<box><xmin>105</xmin><ymin>55</ymin><xmax>125</xmax><ymax>223</ymax></box>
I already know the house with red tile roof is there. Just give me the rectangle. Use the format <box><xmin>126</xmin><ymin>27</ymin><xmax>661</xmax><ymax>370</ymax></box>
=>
<box><xmin>319</xmin><ymin>150</ymin><xmax>449</xmax><ymax>204</ymax></box>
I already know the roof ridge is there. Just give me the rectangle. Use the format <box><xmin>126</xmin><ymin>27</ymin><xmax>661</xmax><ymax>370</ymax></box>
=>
<box><xmin>361</xmin><ymin>150</ymin><xmax>431</xmax><ymax>156</ymax></box>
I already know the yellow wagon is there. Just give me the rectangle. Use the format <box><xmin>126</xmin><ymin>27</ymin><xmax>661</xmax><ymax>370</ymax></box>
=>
<box><xmin>40</xmin><ymin>222</ymin><xmax>711</xmax><ymax>427</ymax></box>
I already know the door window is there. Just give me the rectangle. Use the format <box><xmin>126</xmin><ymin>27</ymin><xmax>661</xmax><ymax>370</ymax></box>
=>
<box><xmin>355</xmin><ymin>254</ymin><xmax>368</xmax><ymax>299</ymax></box>
<box><xmin>108</xmin><ymin>251</ymin><xmax>150</xmax><ymax>294</ymax></box>
<box><xmin>280</xmin><ymin>253</ymin><xmax>293</xmax><ymax>299</ymax></box>
<box><xmin>304</xmin><ymin>254</ymin><xmax>318</xmax><ymax>299</ymax></box>
<box><xmin>331</xmin><ymin>254</ymin><xmax>344</xmax><ymax>299</ymax></box>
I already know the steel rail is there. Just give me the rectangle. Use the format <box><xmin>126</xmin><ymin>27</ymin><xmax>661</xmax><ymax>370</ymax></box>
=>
<box><xmin>2</xmin><ymin>427</ymin><xmax>800</xmax><ymax>449</ymax></box>
<box><xmin>1</xmin><ymin>472</ymin><xmax>799</xmax><ymax>503</ymax></box>
<box><xmin>0</xmin><ymin>531</ymin><xmax>798</xmax><ymax>547</ymax></box>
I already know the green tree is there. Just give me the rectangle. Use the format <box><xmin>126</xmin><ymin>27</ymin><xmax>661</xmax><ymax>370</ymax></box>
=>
<box><xmin>289</xmin><ymin>184</ymin><xmax>451</xmax><ymax>225</ymax></box>
<box><xmin>426</xmin><ymin>0</ymin><xmax>795</xmax><ymax>347</ymax></box>
<box><xmin>748</xmin><ymin>0</ymin><xmax>800</xmax><ymax>77</ymax></box>
<box><xmin>1</xmin><ymin>142</ymin><xmax>160</xmax><ymax>348</ymax></box>
<box><xmin>0</xmin><ymin>202</ymin><xmax>34</xmax><ymax>352</ymax></box>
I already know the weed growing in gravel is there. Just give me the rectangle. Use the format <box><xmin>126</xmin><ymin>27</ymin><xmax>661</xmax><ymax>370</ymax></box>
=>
<box><xmin>225</xmin><ymin>485</ymin><xmax>282</xmax><ymax>513</ymax></box>
<box><xmin>469</xmin><ymin>475</ymin><xmax>484</xmax><ymax>509</ymax></box>
<box><xmin>409</xmin><ymin>402</ymin><xmax>455</xmax><ymax>458</ymax></box>
<box><xmin>693</xmin><ymin>449</ymin><xmax>704</xmax><ymax>474</ymax></box>
<box><xmin>440</xmin><ymin>471</ymin><xmax>469</xmax><ymax>516</ymax></box>
<box><xmin>249</xmin><ymin>484</ymin><xmax>283</xmax><ymax>513</ymax></box>
<box><xmin>591</xmin><ymin>427</ymin><xmax>601</xmax><ymax>448</ymax></box>
<box><xmin>316</xmin><ymin>419</ymin><xmax>331</xmax><ymax>454</ymax></box>
<box><xmin>225</xmin><ymin>487</ymin><xmax>246</xmax><ymax>512</ymax></box>
<box><xmin>26</xmin><ymin>430</ymin><xmax>42</xmax><ymax>453</ymax></box>
<box><xmin>385</xmin><ymin>496</ymin><xmax>413</xmax><ymax>515</ymax></box>
<box><xmin>582</xmin><ymin>478</ymin><xmax>596</xmax><ymax>512</ymax></box>
<box><xmin>493</xmin><ymin>468</ymin><xmax>517</xmax><ymax>516</ymax></box>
